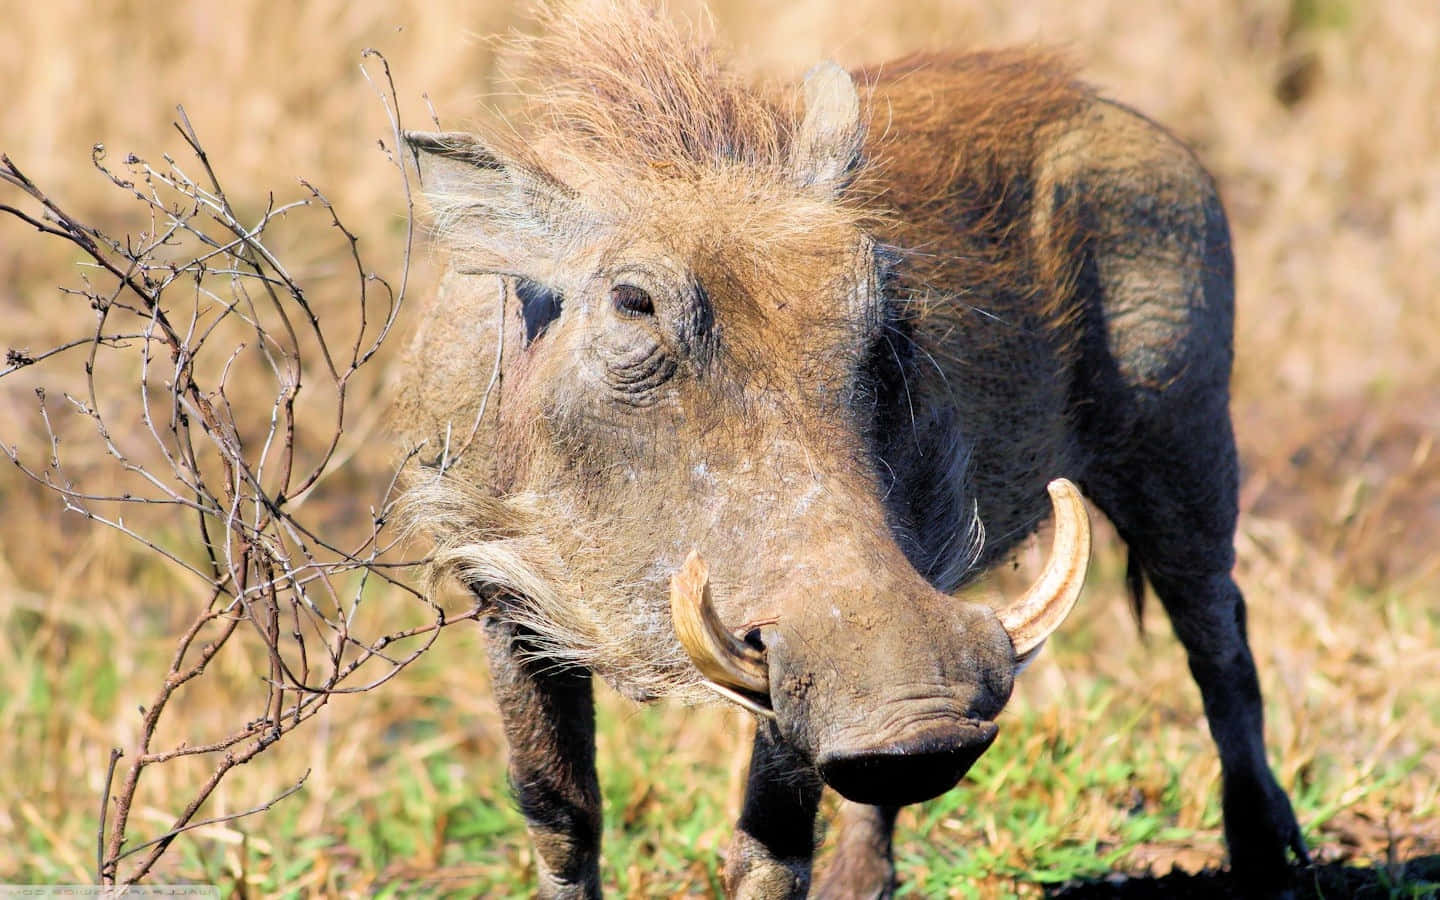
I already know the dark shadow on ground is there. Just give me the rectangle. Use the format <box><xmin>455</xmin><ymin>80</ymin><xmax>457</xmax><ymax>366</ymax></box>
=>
<box><xmin>1044</xmin><ymin>856</ymin><xmax>1440</xmax><ymax>899</ymax></box>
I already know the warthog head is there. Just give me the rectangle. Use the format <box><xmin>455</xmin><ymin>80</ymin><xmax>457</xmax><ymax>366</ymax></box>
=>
<box><xmin>401</xmin><ymin>25</ymin><xmax>1089</xmax><ymax>806</ymax></box>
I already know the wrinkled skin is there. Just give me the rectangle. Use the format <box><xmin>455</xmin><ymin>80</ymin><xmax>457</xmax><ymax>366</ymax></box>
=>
<box><xmin>396</xmin><ymin>23</ymin><xmax>1307</xmax><ymax>900</ymax></box>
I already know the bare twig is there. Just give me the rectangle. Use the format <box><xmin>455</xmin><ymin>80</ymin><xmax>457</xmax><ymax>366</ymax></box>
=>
<box><xmin>114</xmin><ymin>772</ymin><xmax>311</xmax><ymax>865</ymax></box>
<box><xmin>0</xmin><ymin>50</ymin><xmax>450</xmax><ymax>885</ymax></box>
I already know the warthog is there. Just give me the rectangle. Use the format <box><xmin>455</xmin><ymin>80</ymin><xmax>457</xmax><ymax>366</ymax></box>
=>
<box><xmin>395</xmin><ymin>4</ymin><xmax>1307</xmax><ymax>897</ymax></box>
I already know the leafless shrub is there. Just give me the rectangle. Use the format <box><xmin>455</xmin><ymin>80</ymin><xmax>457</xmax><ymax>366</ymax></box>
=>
<box><xmin>0</xmin><ymin>52</ymin><xmax>468</xmax><ymax>885</ymax></box>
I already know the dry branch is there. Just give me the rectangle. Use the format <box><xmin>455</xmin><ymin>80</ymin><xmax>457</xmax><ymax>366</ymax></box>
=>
<box><xmin>0</xmin><ymin>52</ymin><xmax>462</xmax><ymax>885</ymax></box>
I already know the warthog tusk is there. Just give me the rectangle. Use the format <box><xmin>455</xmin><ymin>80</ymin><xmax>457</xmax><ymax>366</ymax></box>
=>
<box><xmin>997</xmin><ymin>478</ymin><xmax>1092</xmax><ymax>669</ymax></box>
<box><xmin>670</xmin><ymin>549</ymin><xmax>773</xmax><ymax>712</ymax></box>
<box><xmin>696</xmin><ymin>680</ymin><xmax>777</xmax><ymax>719</ymax></box>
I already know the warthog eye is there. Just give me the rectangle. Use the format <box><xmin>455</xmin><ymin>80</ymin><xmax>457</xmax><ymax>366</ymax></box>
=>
<box><xmin>611</xmin><ymin>283</ymin><xmax>655</xmax><ymax>317</ymax></box>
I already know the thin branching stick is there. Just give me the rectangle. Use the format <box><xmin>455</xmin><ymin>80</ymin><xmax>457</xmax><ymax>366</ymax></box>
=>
<box><xmin>0</xmin><ymin>51</ymin><xmax>466</xmax><ymax>885</ymax></box>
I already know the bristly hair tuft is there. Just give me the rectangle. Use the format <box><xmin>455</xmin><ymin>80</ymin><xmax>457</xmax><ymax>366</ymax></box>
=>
<box><xmin>493</xmin><ymin>1</ymin><xmax>794</xmax><ymax>178</ymax></box>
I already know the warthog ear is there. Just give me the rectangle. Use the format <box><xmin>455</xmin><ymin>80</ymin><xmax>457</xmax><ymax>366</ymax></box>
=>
<box><xmin>790</xmin><ymin>61</ymin><xmax>865</xmax><ymax>194</ymax></box>
<box><xmin>403</xmin><ymin>130</ymin><xmax>581</xmax><ymax>277</ymax></box>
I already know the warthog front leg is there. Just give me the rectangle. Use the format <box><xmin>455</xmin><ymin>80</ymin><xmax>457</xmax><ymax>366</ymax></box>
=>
<box><xmin>483</xmin><ymin>616</ymin><xmax>602</xmax><ymax>900</ymax></box>
<box><xmin>812</xmin><ymin>801</ymin><xmax>900</xmax><ymax>899</ymax></box>
<box><xmin>725</xmin><ymin>724</ymin><xmax>823</xmax><ymax>899</ymax></box>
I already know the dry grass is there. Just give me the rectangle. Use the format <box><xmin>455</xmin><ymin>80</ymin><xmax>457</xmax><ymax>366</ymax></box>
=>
<box><xmin>2</xmin><ymin>0</ymin><xmax>1437</xmax><ymax>896</ymax></box>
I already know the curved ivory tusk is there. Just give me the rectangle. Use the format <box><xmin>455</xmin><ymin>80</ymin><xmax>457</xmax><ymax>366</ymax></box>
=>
<box><xmin>997</xmin><ymin>478</ymin><xmax>1092</xmax><ymax>668</ymax></box>
<box><xmin>670</xmin><ymin>549</ymin><xmax>772</xmax><ymax>703</ymax></box>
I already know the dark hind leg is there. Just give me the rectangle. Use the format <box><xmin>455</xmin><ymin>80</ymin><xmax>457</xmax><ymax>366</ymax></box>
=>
<box><xmin>1142</xmin><ymin>566</ymin><xmax>1308</xmax><ymax>893</ymax></box>
<box><xmin>1082</xmin><ymin>406</ymin><xmax>1307</xmax><ymax>897</ymax></box>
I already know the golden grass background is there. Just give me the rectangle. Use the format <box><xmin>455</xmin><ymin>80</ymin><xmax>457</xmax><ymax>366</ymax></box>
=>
<box><xmin>2</xmin><ymin>0</ymin><xmax>1437</xmax><ymax>895</ymax></box>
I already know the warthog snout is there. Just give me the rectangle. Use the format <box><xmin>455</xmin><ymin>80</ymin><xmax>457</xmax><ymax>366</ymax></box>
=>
<box><xmin>756</xmin><ymin>595</ymin><xmax>1017</xmax><ymax>806</ymax></box>
<box><xmin>816</xmin><ymin>717</ymin><xmax>999</xmax><ymax>806</ymax></box>
<box><xmin>671</xmin><ymin>479</ymin><xmax>1090</xmax><ymax>804</ymax></box>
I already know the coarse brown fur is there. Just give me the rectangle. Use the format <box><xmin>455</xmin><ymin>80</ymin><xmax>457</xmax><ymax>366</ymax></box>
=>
<box><xmin>395</xmin><ymin>3</ymin><xmax>1305</xmax><ymax>897</ymax></box>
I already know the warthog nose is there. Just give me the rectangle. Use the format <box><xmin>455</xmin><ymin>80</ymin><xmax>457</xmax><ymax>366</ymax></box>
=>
<box><xmin>816</xmin><ymin>719</ymin><xmax>999</xmax><ymax>806</ymax></box>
